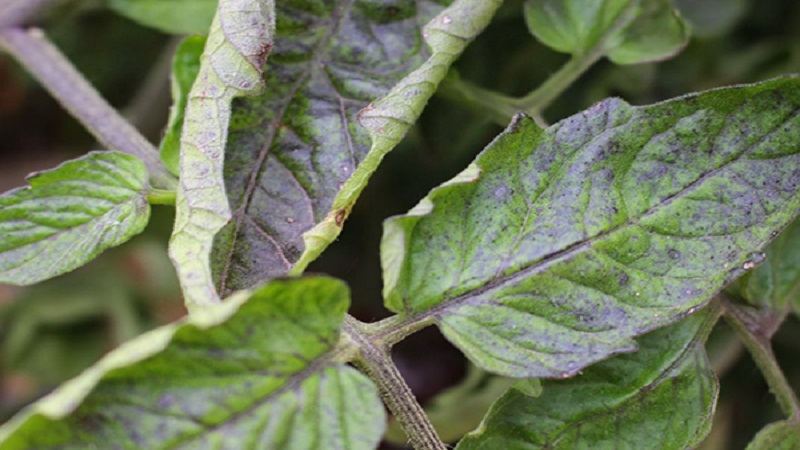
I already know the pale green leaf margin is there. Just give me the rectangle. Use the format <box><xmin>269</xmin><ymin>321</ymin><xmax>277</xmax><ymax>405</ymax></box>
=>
<box><xmin>168</xmin><ymin>0</ymin><xmax>274</xmax><ymax>313</ymax></box>
<box><xmin>289</xmin><ymin>0</ymin><xmax>505</xmax><ymax>275</ymax></box>
<box><xmin>0</xmin><ymin>288</ymin><xmax>250</xmax><ymax>443</ymax></box>
<box><xmin>746</xmin><ymin>420</ymin><xmax>800</xmax><ymax>450</ymax></box>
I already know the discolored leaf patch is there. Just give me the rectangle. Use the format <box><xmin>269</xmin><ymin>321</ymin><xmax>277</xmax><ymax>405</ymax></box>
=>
<box><xmin>0</xmin><ymin>277</ymin><xmax>385</xmax><ymax>450</ymax></box>
<box><xmin>457</xmin><ymin>309</ymin><xmax>719</xmax><ymax>449</ymax></box>
<box><xmin>382</xmin><ymin>77</ymin><xmax>800</xmax><ymax>378</ymax></box>
<box><xmin>210</xmin><ymin>0</ymin><xmax>505</xmax><ymax>293</ymax></box>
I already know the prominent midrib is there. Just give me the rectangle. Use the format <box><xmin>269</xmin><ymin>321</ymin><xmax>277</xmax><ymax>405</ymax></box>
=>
<box><xmin>217</xmin><ymin>1</ymin><xmax>355</xmax><ymax>292</ymax></box>
<box><xmin>393</xmin><ymin>104</ymin><xmax>800</xmax><ymax>333</ymax></box>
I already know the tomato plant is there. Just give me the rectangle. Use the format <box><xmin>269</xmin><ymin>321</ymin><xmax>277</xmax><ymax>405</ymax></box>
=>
<box><xmin>1</xmin><ymin>1</ymin><xmax>799</xmax><ymax>448</ymax></box>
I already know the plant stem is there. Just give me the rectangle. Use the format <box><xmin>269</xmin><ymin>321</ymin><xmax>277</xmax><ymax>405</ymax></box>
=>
<box><xmin>361</xmin><ymin>313</ymin><xmax>436</xmax><ymax>348</ymax></box>
<box><xmin>438</xmin><ymin>73</ymin><xmax>519</xmax><ymax>127</ymax></box>
<box><xmin>515</xmin><ymin>52</ymin><xmax>604</xmax><ymax>116</ymax></box>
<box><xmin>0</xmin><ymin>27</ymin><xmax>177</xmax><ymax>190</ymax></box>
<box><xmin>0</xmin><ymin>0</ymin><xmax>59</xmax><ymax>28</ymax></box>
<box><xmin>147</xmin><ymin>189</ymin><xmax>177</xmax><ymax>206</ymax></box>
<box><xmin>344</xmin><ymin>317</ymin><xmax>447</xmax><ymax>450</ymax></box>
<box><xmin>435</xmin><ymin>38</ymin><xmax>603</xmax><ymax>125</ymax></box>
<box><xmin>720</xmin><ymin>298</ymin><xmax>800</xmax><ymax>421</ymax></box>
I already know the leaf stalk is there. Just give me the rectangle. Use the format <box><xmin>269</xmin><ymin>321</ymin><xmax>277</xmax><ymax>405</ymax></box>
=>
<box><xmin>720</xmin><ymin>297</ymin><xmax>800</xmax><ymax>421</ymax></box>
<box><xmin>515</xmin><ymin>51</ymin><xmax>604</xmax><ymax>116</ymax></box>
<box><xmin>0</xmin><ymin>27</ymin><xmax>177</xmax><ymax>190</ymax></box>
<box><xmin>147</xmin><ymin>189</ymin><xmax>177</xmax><ymax>206</ymax></box>
<box><xmin>344</xmin><ymin>316</ymin><xmax>447</xmax><ymax>450</ymax></box>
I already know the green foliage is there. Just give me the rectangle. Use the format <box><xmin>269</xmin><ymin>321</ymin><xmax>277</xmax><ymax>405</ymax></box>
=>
<box><xmin>1</xmin><ymin>0</ymin><xmax>800</xmax><ymax>449</ymax></box>
<box><xmin>0</xmin><ymin>277</ymin><xmax>385</xmax><ymax>450</ymax></box>
<box><xmin>457</xmin><ymin>309</ymin><xmax>718</xmax><ymax>449</ymax></box>
<box><xmin>731</xmin><ymin>216</ymin><xmax>800</xmax><ymax>315</ymax></box>
<box><xmin>106</xmin><ymin>0</ymin><xmax>217</xmax><ymax>35</ymax></box>
<box><xmin>168</xmin><ymin>0</ymin><xmax>274</xmax><ymax>311</ymax></box>
<box><xmin>523</xmin><ymin>0</ymin><xmax>690</xmax><ymax>64</ymax></box>
<box><xmin>159</xmin><ymin>36</ymin><xmax>205</xmax><ymax>176</ymax></box>
<box><xmin>382</xmin><ymin>78</ymin><xmax>800</xmax><ymax>378</ymax></box>
<box><xmin>0</xmin><ymin>152</ymin><xmax>150</xmax><ymax>285</ymax></box>
<box><xmin>210</xmin><ymin>0</ymin><xmax>501</xmax><ymax>292</ymax></box>
<box><xmin>746</xmin><ymin>421</ymin><xmax>800</xmax><ymax>450</ymax></box>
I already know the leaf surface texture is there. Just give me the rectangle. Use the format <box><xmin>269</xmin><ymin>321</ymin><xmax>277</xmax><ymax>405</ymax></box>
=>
<box><xmin>457</xmin><ymin>310</ymin><xmax>718</xmax><ymax>449</ymax></box>
<box><xmin>0</xmin><ymin>152</ymin><xmax>150</xmax><ymax>285</ymax></box>
<box><xmin>0</xmin><ymin>277</ymin><xmax>384</xmax><ymax>450</ymax></box>
<box><xmin>382</xmin><ymin>77</ymin><xmax>800</xmax><ymax>377</ymax></box>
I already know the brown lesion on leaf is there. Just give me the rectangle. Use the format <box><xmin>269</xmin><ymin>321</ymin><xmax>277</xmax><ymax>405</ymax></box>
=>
<box><xmin>254</xmin><ymin>42</ymin><xmax>273</xmax><ymax>69</ymax></box>
<box><xmin>356</xmin><ymin>103</ymin><xmax>374</xmax><ymax>120</ymax></box>
<box><xmin>334</xmin><ymin>208</ymin><xmax>348</xmax><ymax>226</ymax></box>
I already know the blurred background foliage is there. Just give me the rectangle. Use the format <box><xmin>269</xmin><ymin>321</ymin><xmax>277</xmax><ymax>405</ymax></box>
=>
<box><xmin>0</xmin><ymin>0</ymin><xmax>799</xmax><ymax>448</ymax></box>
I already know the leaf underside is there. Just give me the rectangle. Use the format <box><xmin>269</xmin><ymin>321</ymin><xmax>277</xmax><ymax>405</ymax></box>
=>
<box><xmin>210</xmin><ymin>0</ymin><xmax>511</xmax><ymax>293</ymax></box>
<box><xmin>168</xmin><ymin>0</ymin><xmax>274</xmax><ymax>309</ymax></box>
<box><xmin>0</xmin><ymin>152</ymin><xmax>150</xmax><ymax>285</ymax></box>
<box><xmin>457</xmin><ymin>309</ymin><xmax>718</xmax><ymax>450</ymax></box>
<box><xmin>382</xmin><ymin>77</ymin><xmax>800</xmax><ymax>378</ymax></box>
<box><xmin>0</xmin><ymin>277</ymin><xmax>385</xmax><ymax>450</ymax></box>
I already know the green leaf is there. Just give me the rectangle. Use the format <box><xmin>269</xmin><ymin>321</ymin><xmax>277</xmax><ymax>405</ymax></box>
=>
<box><xmin>160</xmin><ymin>36</ymin><xmax>206</xmax><ymax>176</ymax></box>
<box><xmin>210</xmin><ymin>0</ymin><xmax>504</xmax><ymax>293</ymax></box>
<box><xmin>106</xmin><ymin>0</ymin><xmax>217</xmax><ymax>35</ymax></box>
<box><xmin>0</xmin><ymin>277</ymin><xmax>385</xmax><ymax>450</ymax></box>
<box><xmin>524</xmin><ymin>0</ymin><xmax>690</xmax><ymax>65</ymax></box>
<box><xmin>168</xmin><ymin>0</ymin><xmax>274</xmax><ymax>311</ymax></box>
<box><xmin>0</xmin><ymin>152</ymin><xmax>150</xmax><ymax>285</ymax></box>
<box><xmin>746</xmin><ymin>421</ymin><xmax>800</xmax><ymax>450</ymax></box>
<box><xmin>457</xmin><ymin>309</ymin><xmax>719</xmax><ymax>450</ymax></box>
<box><xmin>729</xmin><ymin>216</ymin><xmax>800</xmax><ymax>315</ymax></box>
<box><xmin>382</xmin><ymin>77</ymin><xmax>800</xmax><ymax>378</ymax></box>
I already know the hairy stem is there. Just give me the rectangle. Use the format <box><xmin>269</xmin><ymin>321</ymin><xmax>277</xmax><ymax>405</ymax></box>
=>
<box><xmin>720</xmin><ymin>298</ymin><xmax>800</xmax><ymax>421</ymax></box>
<box><xmin>345</xmin><ymin>317</ymin><xmax>447</xmax><ymax>450</ymax></box>
<box><xmin>0</xmin><ymin>27</ymin><xmax>176</xmax><ymax>189</ymax></box>
<box><xmin>0</xmin><ymin>0</ymin><xmax>59</xmax><ymax>28</ymax></box>
<box><xmin>361</xmin><ymin>313</ymin><xmax>436</xmax><ymax>349</ymax></box>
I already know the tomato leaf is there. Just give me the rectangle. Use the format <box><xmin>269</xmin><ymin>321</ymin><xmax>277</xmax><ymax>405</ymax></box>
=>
<box><xmin>0</xmin><ymin>277</ymin><xmax>385</xmax><ymax>450</ymax></box>
<box><xmin>524</xmin><ymin>0</ymin><xmax>690</xmax><ymax>64</ymax></box>
<box><xmin>106</xmin><ymin>0</ymin><xmax>217</xmax><ymax>35</ymax></box>
<box><xmin>168</xmin><ymin>0</ymin><xmax>274</xmax><ymax>311</ymax></box>
<box><xmin>160</xmin><ymin>36</ymin><xmax>206</xmax><ymax>176</ymax></box>
<box><xmin>746</xmin><ymin>421</ymin><xmax>800</xmax><ymax>450</ymax></box>
<box><xmin>0</xmin><ymin>152</ymin><xmax>150</xmax><ymax>285</ymax></box>
<box><xmin>209</xmin><ymin>0</ymin><xmax>503</xmax><ymax>293</ymax></box>
<box><xmin>457</xmin><ymin>309</ymin><xmax>719</xmax><ymax>449</ymax></box>
<box><xmin>382</xmin><ymin>77</ymin><xmax>800</xmax><ymax>378</ymax></box>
